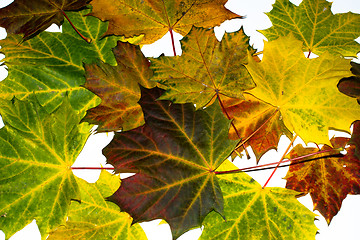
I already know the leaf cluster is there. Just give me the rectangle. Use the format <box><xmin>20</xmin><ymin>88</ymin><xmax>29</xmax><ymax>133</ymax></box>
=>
<box><xmin>0</xmin><ymin>0</ymin><xmax>359</xmax><ymax>239</ymax></box>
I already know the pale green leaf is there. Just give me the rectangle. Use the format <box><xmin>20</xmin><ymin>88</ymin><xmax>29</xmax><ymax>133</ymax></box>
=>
<box><xmin>200</xmin><ymin>160</ymin><xmax>318</xmax><ymax>240</ymax></box>
<box><xmin>0</xmin><ymin>97</ymin><xmax>90</xmax><ymax>239</ymax></box>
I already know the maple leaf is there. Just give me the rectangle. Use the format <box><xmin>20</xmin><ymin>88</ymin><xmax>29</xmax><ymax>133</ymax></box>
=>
<box><xmin>350</xmin><ymin>121</ymin><xmax>360</xmax><ymax>159</ymax></box>
<box><xmin>151</xmin><ymin>26</ymin><xmax>255</xmax><ymax>109</ymax></box>
<box><xmin>103</xmin><ymin>87</ymin><xmax>238</xmax><ymax>239</ymax></box>
<box><xmin>338</xmin><ymin>62</ymin><xmax>360</xmax><ymax>104</ymax></box>
<box><xmin>245</xmin><ymin>34</ymin><xmax>359</xmax><ymax>145</ymax></box>
<box><xmin>222</xmin><ymin>94</ymin><xmax>292</xmax><ymax>162</ymax></box>
<box><xmin>0</xmin><ymin>0</ymin><xmax>90</xmax><ymax>40</ymax></box>
<box><xmin>285</xmin><ymin>137</ymin><xmax>360</xmax><ymax>224</ymax></box>
<box><xmin>200</xmin><ymin>160</ymin><xmax>317</xmax><ymax>239</ymax></box>
<box><xmin>0</xmin><ymin>9</ymin><xmax>137</xmax><ymax>114</ymax></box>
<box><xmin>89</xmin><ymin>0</ymin><xmax>241</xmax><ymax>45</ymax></box>
<box><xmin>83</xmin><ymin>41</ymin><xmax>155</xmax><ymax>132</ymax></box>
<box><xmin>260</xmin><ymin>0</ymin><xmax>360</xmax><ymax>57</ymax></box>
<box><xmin>48</xmin><ymin>171</ymin><xmax>147</xmax><ymax>240</ymax></box>
<box><xmin>0</xmin><ymin>97</ymin><xmax>90</xmax><ymax>239</ymax></box>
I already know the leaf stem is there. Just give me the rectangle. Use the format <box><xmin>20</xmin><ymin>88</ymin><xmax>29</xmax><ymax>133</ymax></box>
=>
<box><xmin>217</xmin><ymin>93</ymin><xmax>250</xmax><ymax>159</ymax></box>
<box><xmin>61</xmin><ymin>10</ymin><xmax>92</xmax><ymax>43</ymax></box>
<box><xmin>169</xmin><ymin>28</ymin><xmax>176</xmax><ymax>56</ymax></box>
<box><xmin>307</xmin><ymin>50</ymin><xmax>312</xmax><ymax>58</ymax></box>
<box><xmin>71</xmin><ymin>167</ymin><xmax>114</xmax><ymax>170</ymax></box>
<box><xmin>262</xmin><ymin>134</ymin><xmax>297</xmax><ymax>188</ymax></box>
<box><xmin>215</xmin><ymin>148</ymin><xmax>338</xmax><ymax>175</ymax></box>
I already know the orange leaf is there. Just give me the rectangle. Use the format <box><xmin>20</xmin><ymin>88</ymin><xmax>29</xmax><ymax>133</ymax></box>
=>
<box><xmin>89</xmin><ymin>0</ymin><xmax>242</xmax><ymax>44</ymax></box>
<box><xmin>222</xmin><ymin>94</ymin><xmax>292</xmax><ymax>162</ymax></box>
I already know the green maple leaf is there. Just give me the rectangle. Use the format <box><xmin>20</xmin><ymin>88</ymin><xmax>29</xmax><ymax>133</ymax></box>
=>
<box><xmin>200</xmin><ymin>160</ymin><xmax>318</xmax><ymax>240</ymax></box>
<box><xmin>89</xmin><ymin>0</ymin><xmax>241</xmax><ymax>44</ymax></box>
<box><xmin>245</xmin><ymin>34</ymin><xmax>359</xmax><ymax>145</ymax></box>
<box><xmin>0</xmin><ymin>9</ymin><xmax>140</xmax><ymax>114</ymax></box>
<box><xmin>48</xmin><ymin>171</ymin><xmax>147</xmax><ymax>240</ymax></box>
<box><xmin>103</xmin><ymin>87</ymin><xmax>238</xmax><ymax>239</ymax></box>
<box><xmin>0</xmin><ymin>0</ymin><xmax>90</xmax><ymax>40</ymax></box>
<box><xmin>151</xmin><ymin>26</ymin><xmax>255</xmax><ymax>109</ymax></box>
<box><xmin>260</xmin><ymin>0</ymin><xmax>360</xmax><ymax>57</ymax></box>
<box><xmin>83</xmin><ymin>41</ymin><xmax>155</xmax><ymax>132</ymax></box>
<box><xmin>0</xmin><ymin>97</ymin><xmax>90</xmax><ymax>239</ymax></box>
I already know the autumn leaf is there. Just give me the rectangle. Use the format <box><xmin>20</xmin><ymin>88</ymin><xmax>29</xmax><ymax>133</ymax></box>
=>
<box><xmin>0</xmin><ymin>9</ymin><xmax>136</xmax><ymax>114</ymax></box>
<box><xmin>245</xmin><ymin>34</ymin><xmax>359</xmax><ymax>145</ymax></box>
<box><xmin>0</xmin><ymin>0</ymin><xmax>90</xmax><ymax>40</ymax></box>
<box><xmin>0</xmin><ymin>97</ymin><xmax>90</xmax><ymax>239</ymax></box>
<box><xmin>83</xmin><ymin>41</ymin><xmax>155</xmax><ymax>132</ymax></box>
<box><xmin>48</xmin><ymin>171</ymin><xmax>147</xmax><ymax>240</ymax></box>
<box><xmin>89</xmin><ymin>0</ymin><xmax>241</xmax><ymax>44</ymax></box>
<box><xmin>260</xmin><ymin>0</ymin><xmax>360</xmax><ymax>56</ymax></box>
<box><xmin>200</xmin><ymin>160</ymin><xmax>317</xmax><ymax>240</ymax></box>
<box><xmin>285</xmin><ymin>137</ymin><xmax>360</xmax><ymax>224</ymax></box>
<box><xmin>338</xmin><ymin>62</ymin><xmax>360</xmax><ymax>104</ymax></box>
<box><xmin>222</xmin><ymin>94</ymin><xmax>292</xmax><ymax>162</ymax></box>
<box><xmin>151</xmin><ymin>26</ymin><xmax>255</xmax><ymax>109</ymax></box>
<box><xmin>103</xmin><ymin>87</ymin><xmax>238</xmax><ymax>239</ymax></box>
<box><xmin>350</xmin><ymin>121</ymin><xmax>360</xmax><ymax>159</ymax></box>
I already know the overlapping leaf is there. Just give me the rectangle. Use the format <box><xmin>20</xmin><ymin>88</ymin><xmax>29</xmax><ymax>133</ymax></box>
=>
<box><xmin>89</xmin><ymin>0</ymin><xmax>241</xmax><ymax>44</ymax></box>
<box><xmin>222</xmin><ymin>94</ymin><xmax>292</xmax><ymax>162</ymax></box>
<box><xmin>350</xmin><ymin>121</ymin><xmax>360</xmax><ymax>158</ymax></box>
<box><xmin>103</xmin><ymin>87</ymin><xmax>238</xmax><ymax>239</ymax></box>
<box><xmin>0</xmin><ymin>98</ymin><xmax>90</xmax><ymax>239</ymax></box>
<box><xmin>260</xmin><ymin>0</ymin><xmax>360</xmax><ymax>56</ymax></box>
<box><xmin>151</xmin><ymin>27</ymin><xmax>255</xmax><ymax>109</ymax></box>
<box><xmin>245</xmin><ymin>34</ymin><xmax>359</xmax><ymax>145</ymax></box>
<box><xmin>338</xmin><ymin>62</ymin><xmax>360</xmax><ymax>104</ymax></box>
<box><xmin>0</xmin><ymin>9</ymin><xmax>137</xmax><ymax>114</ymax></box>
<box><xmin>48</xmin><ymin>171</ymin><xmax>147</xmax><ymax>240</ymax></box>
<box><xmin>0</xmin><ymin>0</ymin><xmax>90</xmax><ymax>40</ymax></box>
<box><xmin>285</xmin><ymin>137</ymin><xmax>360</xmax><ymax>223</ymax></box>
<box><xmin>200</xmin><ymin>160</ymin><xmax>317</xmax><ymax>240</ymax></box>
<box><xmin>83</xmin><ymin>41</ymin><xmax>155</xmax><ymax>132</ymax></box>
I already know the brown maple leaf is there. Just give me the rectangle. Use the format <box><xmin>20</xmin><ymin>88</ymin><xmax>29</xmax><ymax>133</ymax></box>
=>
<box><xmin>285</xmin><ymin>137</ymin><xmax>360</xmax><ymax>223</ymax></box>
<box><xmin>89</xmin><ymin>0</ymin><xmax>242</xmax><ymax>44</ymax></box>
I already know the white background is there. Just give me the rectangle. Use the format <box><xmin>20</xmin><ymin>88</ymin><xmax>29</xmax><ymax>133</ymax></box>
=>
<box><xmin>1</xmin><ymin>0</ymin><xmax>360</xmax><ymax>239</ymax></box>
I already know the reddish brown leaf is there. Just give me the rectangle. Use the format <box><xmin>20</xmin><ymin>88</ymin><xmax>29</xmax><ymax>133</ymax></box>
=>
<box><xmin>0</xmin><ymin>0</ymin><xmax>90</xmax><ymax>40</ymax></box>
<box><xmin>83</xmin><ymin>41</ymin><xmax>155</xmax><ymax>132</ymax></box>
<box><xmin>104</xmin><ymin>87</ymin><xmax>238</xmax><ymax>239</ymax></box>
<box><xmin>285</xmin><ymin>138</ymin><xmax>360</xmax><ymax>223</ymax></box>
<box><xmin>222</xmin><ymin>94</ymin><xmax>292</xmax><ymax>162</ymax></box>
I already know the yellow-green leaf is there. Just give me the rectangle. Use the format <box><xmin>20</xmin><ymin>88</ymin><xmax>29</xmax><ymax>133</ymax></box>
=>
<box><xmin>260</xmin><ymin>0</ymin><xmax>360</xmax><ymax>56</ymax></box>
<box><xmin>151</xmin><ymin>27</ymin><xmax>255</xmax><ymax>109</ymax></box>
<box><xmin>0</xmin><ymin>98</ymin><xmax>90</xmax><ymax>239</ymax></box>
<box><xmin>48</xmin><ymin>171</ymin><xmax>147</xmax><ymax>240</ymax></box>
<box><xmin>200</xmin><ymin>160</ymin><xmax>317</xmax><ymax>240</ymax></box>
<box><xmin>0</xmin><ymin>9</ymin><xmax>132</xmax><ymax>114</ymax></box>
<box><xmin>245</xmin><ymin>34</ymin><xmax>359</xmax><ymax>145</ymax></box>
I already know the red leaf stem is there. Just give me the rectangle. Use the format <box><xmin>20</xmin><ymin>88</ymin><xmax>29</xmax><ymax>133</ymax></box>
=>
<box><xmin>262</xmin><ymin>135</ymin><xmax>297</xmax><ymax>188</ymax></box>
<box><xmin>169</xmin><ymin>28</ymin><xmax>176</xmax><ymax>56</ymax></box>
<box><xmin>61</xmin><ymin>9</ymin><xmax>92</xmax><ymax>43</ymax></box>
<box><xmin>217</xmin><ymin>93</ymin><xmax>250</xmax><ymax>159</ymax></box>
